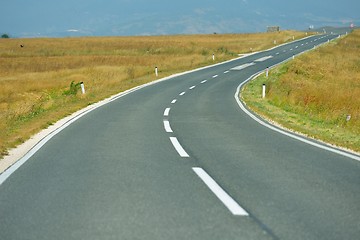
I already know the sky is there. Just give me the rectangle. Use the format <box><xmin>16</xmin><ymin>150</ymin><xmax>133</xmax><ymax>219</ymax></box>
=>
<box><xmin>1</xmin><ymin>0</ymin><xmax>359</xmax><ymax>37</ymax></box>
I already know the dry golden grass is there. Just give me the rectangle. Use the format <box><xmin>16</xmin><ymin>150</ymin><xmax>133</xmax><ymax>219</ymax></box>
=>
<box><xmin>0</xmin><ymin>31</ymin><xmax>307</xmax><ymax>158</ymax></box>
<box><xmin>242</xmin><ymin>30</ymin><xmax>360</xmax><ymax>152</ymax></box>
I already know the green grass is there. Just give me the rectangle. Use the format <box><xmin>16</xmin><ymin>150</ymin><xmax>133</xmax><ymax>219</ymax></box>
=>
<box><xmin>241</xmin><ymin>30</ymin><xmax>360</xmax><ymax>153</ymax></box>
<box><xmin>0</xmin><ymin>31</ymin><xmax>310</xmax><ymax>158</ymax></box>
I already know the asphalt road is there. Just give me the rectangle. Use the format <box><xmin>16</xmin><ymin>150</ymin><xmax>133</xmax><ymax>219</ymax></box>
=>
<box><xmin>1</xmin><ymin>29</ymin><xmax>359</xmax><ymax>240</ymax></box>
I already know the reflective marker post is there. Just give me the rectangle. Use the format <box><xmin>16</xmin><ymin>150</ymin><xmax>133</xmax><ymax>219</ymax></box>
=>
<box><xmin>80</xmin><ymin>82</ymin><xmax>85</xmax><ymax>94</ymax></box>
<box><xmin>262</xmin><ymin>84</ymin><xmax>266</xmax><ymax>99</ymax></box>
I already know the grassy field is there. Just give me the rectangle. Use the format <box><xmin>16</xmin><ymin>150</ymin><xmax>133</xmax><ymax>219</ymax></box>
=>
<box><xmin>0</xmin><ymin>31</ymin><xmax>308</xmax><ymax>158</ymax></box>
<box><xmin>241</xmin><ymin>30</ymin><xmax>360</xmax><ymax>153</ymax></box>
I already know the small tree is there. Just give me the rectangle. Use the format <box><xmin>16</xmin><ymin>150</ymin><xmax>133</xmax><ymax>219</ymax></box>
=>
<box><xmin>1</xmin><ymin>34</ymin><xmax>10</xmax><ymax>38</ymax></box>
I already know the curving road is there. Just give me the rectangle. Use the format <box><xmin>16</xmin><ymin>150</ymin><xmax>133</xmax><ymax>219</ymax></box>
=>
<box><xmin>1</xmin><ymin>29</ymin><xmax>359</xmax><ymax>240</ymax></box>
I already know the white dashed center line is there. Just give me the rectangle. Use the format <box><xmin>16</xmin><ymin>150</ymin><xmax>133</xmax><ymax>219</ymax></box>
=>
<box><xmin>201</xmin><ymin>80</ymin><xmax>207</xmax><ymax>84</ymax></box>
<box><xmin>179</xmin><ymin>91</ymin><xmax>186</xmax><ymax>96</ymax></box>
<box><xmin>192</xmin><ymin>167</ymin><xmax>249</xmax><ymax>216</ymax></box>
<box><xmin>230</xmin><ymin>62</ymin><xmax>255</xmax><ymax>71</ymax></box>
<box><xmin>189</xmin><ymin>85</ymin><xmax>196</xmax><ymax>90</ymax></box>
<box><xmin>212</xmin><ymin>75</ymin><xmax>218</xmax><ymax>78</ymax></box>
<box><xmin>163</xmin><ymin>120</ymin><xmax>173</xmax><ymax>133</ymax></box>
<box><xmin>254</xmin><ymin>55</ymin><xmax>273</xmax><ymax>62</ymax></box>
<box><xmin>171</xmin><ymin>99</ymin><xmax>177</xmax><ymax>104</ymax></box>
<box><xmin>170</xmin><ymin>137</ymin><xmax>189</xmax><ymax>157</ymax></box>
<box><xmin>164</xmin><ymin>108</ymin><xmax>171</xmax><ymax>117</ymax></box>
<box><xmin>224</xmin><ymin>70</ymin><xmax>229</xmax><ymax>74</ymax></box>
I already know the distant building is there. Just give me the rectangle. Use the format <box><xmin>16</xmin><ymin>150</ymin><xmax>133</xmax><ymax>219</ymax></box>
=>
<box><xmin>267</xmin><ymin>26</ymin><xmax>280</xmax><ymax>32</ymax></box>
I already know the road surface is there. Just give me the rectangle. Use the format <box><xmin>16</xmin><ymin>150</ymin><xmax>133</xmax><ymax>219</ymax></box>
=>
<box><xmin>1</xmin><ymin>29</ymin><xmax>359</xmax><ymax>240</ymax></box>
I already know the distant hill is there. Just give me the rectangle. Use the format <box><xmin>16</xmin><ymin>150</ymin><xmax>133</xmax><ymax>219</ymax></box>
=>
<box><xmin>1</xmin><ymin>0</ymin><xmax>358</xmax><ymax>37</ymax></box>
<box><xmin>312</xmin><ymin>26</ymin><xmax>356</xmax><ymax>33</ymax></box>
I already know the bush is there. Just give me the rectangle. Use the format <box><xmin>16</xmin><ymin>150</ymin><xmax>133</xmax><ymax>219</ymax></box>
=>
<box><xmin>63</xmin><ymin>81</ymin><xmax>82</xmax><ymax>95</ymax></box>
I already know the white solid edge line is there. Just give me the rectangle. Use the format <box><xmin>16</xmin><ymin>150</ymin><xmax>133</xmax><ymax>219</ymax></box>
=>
<box><xmin>164</xmin><ymin>108</ymin><xmax>171</xmax><ymax>117</ymax></box>
<box><xmin>169</xmin><ymin>137</ymin><xmax>189</xmax><ymax>157</ymax></box>
<box><xmin>0</xmin><ymin>39</ymin><xmax>257</xmax><ymax>183</ymax></box>
<box><xmin>235</xmin><ymin>74</ymin><xmax>360</xmax><ymax>162</ymax></box>
<box><xmin>0</xmin><ymin>79</ymin><xmax>171</xmax><ymax>183</ymax></box>
<box><xmin>254</xmin><ymin>55</ymin><xmax>273</xmax><ymax>62</ymax></box>
<box><xmin>0</xmin><ymin>107</ymin><xmax>93</xmax><ymax>185</ymax></box>
<box><xmin>163</xmin><ymin>120</ymin><xmax>173</xmax><ymax>133</ymax></box>
<box><xmin>192</xmin><ymin>167</ymin><xmax>249</xmax><ymax>216</ymax></box>
<box><xmin>0</xmin><ymin>34</ymin><xmax>332</xmax><ymax>185</ymax></box>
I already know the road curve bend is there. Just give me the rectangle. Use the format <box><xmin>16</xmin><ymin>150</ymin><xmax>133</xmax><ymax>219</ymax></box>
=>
<box><xmin>0</xmin><ymin>29</ymin><xmax>359</xmax><ymax>240</ymax></box>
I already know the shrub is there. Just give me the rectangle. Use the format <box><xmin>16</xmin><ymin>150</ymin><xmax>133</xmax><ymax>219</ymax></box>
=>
<box><xmin>63</xmin><ymin>81</ymin><xmax>82</xmax><ymax>96</ymax></box>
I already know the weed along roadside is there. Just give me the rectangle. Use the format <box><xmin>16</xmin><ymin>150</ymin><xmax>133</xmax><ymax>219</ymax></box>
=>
<box><xmin>241</xmin><ymin>29</ymin><xmax>360</xmax><ymax>153</ymax></box>
<box><xmin>63</xmin><ymin>81</ymin><xmax>85</xmax><ymax>96</ymax></box>
<box><xmin>0</xmin><ymin>31</ymin><xmax>308</xmax><ymax>164</ymax></box>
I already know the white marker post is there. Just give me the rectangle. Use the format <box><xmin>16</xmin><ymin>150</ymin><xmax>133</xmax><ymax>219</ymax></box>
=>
<box><xmin>266</xmin><ymin>67</ymin><xmax>269</xmax><ymax>78</ymax></box>
<box><xmin>155</xmin><ymin>66</ymin><xmax>158</xmax><ymax>77</ymax></box>
<box><xmin>80</xmin><ymin>82</ymin><xmax>85</xmax><ymax>94</ymax></box>
<box><xmin>262</xmin><ymin>84</ymin><xmax>266</xmax><ymax>99</ymax></box>
<box><xmin>346</xmin><ymin>115</ymin><xmax>351</xmax><ymax>122</ymax></box>
<box><xmin>212</xmin><ymin>53</ymin><xmax>215</xmax><ymax>61</ymax></box>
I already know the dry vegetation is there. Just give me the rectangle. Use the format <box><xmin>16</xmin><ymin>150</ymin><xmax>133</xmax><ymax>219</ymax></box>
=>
<box><xmin>242</xmin><ymin>30</ymin><xmax>360</xmax><ymax>152</ymax></box>
<box><xmin>0</xmin><ymin>31</ymin><xmax>307</xmax><ymax>158</ymax></box>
